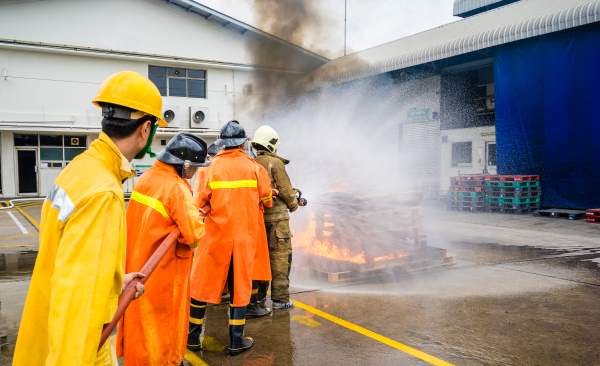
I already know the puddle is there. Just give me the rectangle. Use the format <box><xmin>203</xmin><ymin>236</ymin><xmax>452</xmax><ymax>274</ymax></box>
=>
<box><xmin>0</xmin><ymin>251</ymin><xmax>35</xmax><ymax>364</ymax></box>
<box><xmin>0</xmin><ymin>251</ymin><xmax>37</xmax><ymax>279</ymax></box>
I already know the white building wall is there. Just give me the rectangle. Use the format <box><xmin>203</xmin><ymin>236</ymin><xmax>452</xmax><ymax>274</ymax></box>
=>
<box><xmin>0</xmin><ymin>41</ymin><xmax>283</xmax><ymax>197</ymax></box>
<box><xmin>439</xmin><ymin>126</ymin><xmax>496</xmax><ymax>191</ymax></box>
<box><xmin>0</xmin><ymin>46</ymin><xmax>254</xmax><ymax>196</ymax></box>
<box><xmin>0</xmin><ymin>0</ymin><xmax>321</xmax><ymax>72</ymax></box>
<box><xmin>0</xmin><ymin>48</ymin><xmax>258</xmax><ymax>130</ymax></box>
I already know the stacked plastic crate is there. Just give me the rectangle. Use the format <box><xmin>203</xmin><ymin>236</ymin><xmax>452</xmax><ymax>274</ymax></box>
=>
<box><xmin>484</xmin><ymin>175</ymin><xmax>541</xmax><ymax>213</ymax></box>
<box><xmin>448</xmin><ymin>175</ymin><xmax>485</xmax><ymax>212</ymax></box>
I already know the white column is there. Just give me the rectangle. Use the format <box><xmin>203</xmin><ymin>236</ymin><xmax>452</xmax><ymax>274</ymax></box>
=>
<box><xmin>1</xmin><ymin>131</ymin><xmax>16</xmax><ymax>197</ymax></box>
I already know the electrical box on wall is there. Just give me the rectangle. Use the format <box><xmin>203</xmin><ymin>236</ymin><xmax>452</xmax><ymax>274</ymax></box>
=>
<box><xmin>189</xmin><ymin>107</ymin><xmax>208</xmax><ymax>129</ymax></box>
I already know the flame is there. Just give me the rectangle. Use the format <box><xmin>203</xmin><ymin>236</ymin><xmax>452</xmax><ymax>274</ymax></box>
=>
<box><xmin>373</xmin><ymin>251</ymin><xmax>408</xmax><ymax>262</ymax></box>
<box><xmin>308</xmin><ymin>239</ymin><xmax>367</xmax><ymax>264</ymax></box>
<box><xmin>297</xmin><ymin>213</ymin><xmax>410</xmax><ymax>265</ymax></box>
<box><xmin>296</xmin><ymin>214</ymin><xmax>366</xmax><ymax>264</ymax></box>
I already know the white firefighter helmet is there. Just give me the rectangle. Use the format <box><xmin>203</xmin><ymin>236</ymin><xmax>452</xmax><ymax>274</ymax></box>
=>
<box><xmin>252</xmin><ymin>125</ymin><xmax>280</xmax><ymax>153</ymax></box>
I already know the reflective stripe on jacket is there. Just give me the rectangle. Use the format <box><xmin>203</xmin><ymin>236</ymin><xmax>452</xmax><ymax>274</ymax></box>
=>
<box><xmin>12</xmin><ymin>132</ymin><xmax>134</xmax><ymax>366</ymax></box>
<box><xmin>117</xmin><ymin>160</ymin><xmax>204</xmax><ymax>366</ymax></box>
<box><xmin>190</xmin><ymin>148</ymin><xmax>272</xmax><ymax>306</ymax></box>
<box><xmin>192</xmin><ymin>161</ymin><xmax>271</xmax><ymax>283</ymax></box>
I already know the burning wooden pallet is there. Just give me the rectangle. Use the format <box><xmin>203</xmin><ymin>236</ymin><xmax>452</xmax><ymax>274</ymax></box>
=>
<box><xmin>294</xmin><ymin>191</ymin><xmax>452</xmax><ymax>283</ymax></box>
<box><xmin>305</xmin><ymin>247</ymin><xmax>453</xmax><ymax>283</ymax></box>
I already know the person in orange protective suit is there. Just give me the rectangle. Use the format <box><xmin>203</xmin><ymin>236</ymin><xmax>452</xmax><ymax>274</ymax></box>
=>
<box><xmin>188</xmin><ymin>120</ymin><xmax>272</xmax><ymax>356</ymax></box>
<box><xmin>193</xmin><ymin>142</ymin><xmax>223</xmax><ymax>206</ymax></box>
<box><xmin>117</xmin><ymin>133</ymin><xmax>209</xmax><ymax>366</ymax></box>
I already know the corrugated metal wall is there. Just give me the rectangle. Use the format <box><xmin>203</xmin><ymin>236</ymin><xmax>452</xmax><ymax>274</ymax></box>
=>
<box><xmin>400</xmin><ymin>121</ymin><xmax>441</xmax><ymax>195</ymax></box>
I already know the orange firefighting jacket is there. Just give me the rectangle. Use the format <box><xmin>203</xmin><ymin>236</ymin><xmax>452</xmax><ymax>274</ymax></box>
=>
<box><xmin>116</xmin><ymin>160</ymin><xmax>204</xmax><ymax>366</ymax></box>
<box><xmin>191</xmin><ymin>160</ymin><xmax>271</xmax><ymax>283</ymax></box>
<box><xmin>12</xmin><ymin>132</ymin><xmax>133</xmax><ymax>366</ymax></box>
<box><xmin>251</xmin><ymin>159</ymin><xmax>272</xmax><ymax>281</ymax></box>
<box><xmin>193</xmin><ymin>166</ymin><xmax>209</xmax><ymax>208</ymax></box>
<box><xmin>190</xmin><ymin>148</ymin><xmax>272</xmax><ymax>306</ymax></box>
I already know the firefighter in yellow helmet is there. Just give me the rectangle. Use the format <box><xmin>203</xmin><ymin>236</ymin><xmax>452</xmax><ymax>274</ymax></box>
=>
<box><xmin>12</xmin><ymin>71</ymin><xmax>166</xmax><ymax>366</ymax></box>
<box><xmin>249</xmin><ymin>125</ymin><xmax>307</xmax><ymax>314</ymax></box>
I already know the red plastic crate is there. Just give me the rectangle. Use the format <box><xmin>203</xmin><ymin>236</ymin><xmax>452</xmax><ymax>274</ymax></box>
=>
<box><xmin>484</xmin><ymin>175</ymin><xmax>540</xmax><ymax>182</ymax></box>
<box><xmin>449</xmin><ymin>186</ymin><xmax>483</xmax><ymax>192</ymax></box>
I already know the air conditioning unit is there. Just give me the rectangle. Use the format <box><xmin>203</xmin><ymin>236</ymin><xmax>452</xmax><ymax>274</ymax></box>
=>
<box><xmin>189</xmin><ymin>107</ymin><xmax>208</xmax><ymax>129</ymax></box>
<box><xmin>161</xmin><ymin>105</ymin><xmax>181</xmax><ymax>128</ymax></box>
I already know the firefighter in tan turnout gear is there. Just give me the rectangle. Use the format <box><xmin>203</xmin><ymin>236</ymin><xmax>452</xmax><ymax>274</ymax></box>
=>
<box><xmin>249</xmin><ymin>125</ymin><xmax>307</xmax><ymax>313</ymax></box>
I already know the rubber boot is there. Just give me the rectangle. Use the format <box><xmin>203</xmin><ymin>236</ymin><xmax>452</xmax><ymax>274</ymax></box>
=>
<box><xmin>187</xmin><ymin>299</ymin><xmax>206</xmax><ymax>351</ymax></box>
<box><xmin>272</xmin><ymin>300</ymin><xmax>293</xmax><ymax>310</ymax></box>
<box><xmin>246</xmin><ymin>281</ymin><xmax>272</xmax><ymax>318</ymax></box>
<box><xmin>227</xmin><ymin>306</ymin><xmax>254</xmax><ymax>356</ymax></box>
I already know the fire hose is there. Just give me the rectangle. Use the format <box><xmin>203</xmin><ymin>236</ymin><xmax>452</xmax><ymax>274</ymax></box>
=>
<box><xmin>98</xmin><ymin>230</ymin><xmax>180</xmax><ymax>350</ymax></box>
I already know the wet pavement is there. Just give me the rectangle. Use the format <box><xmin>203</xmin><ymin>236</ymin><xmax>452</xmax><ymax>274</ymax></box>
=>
<box><xmin>2</xmin><ymin>202</ymin><xmax>600</xmax><ymax>365</ymax></box>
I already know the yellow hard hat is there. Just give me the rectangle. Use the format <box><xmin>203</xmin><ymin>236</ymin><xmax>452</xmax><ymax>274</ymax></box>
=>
<box><xmin>252</xmin><ymin>125</ymin><xmax>280</xmax><ymax>153</ymax></box>
<box><xmin>93</xmin><ymin>71</ymin><xmax>167</xmax><ymax>127</ymax></box>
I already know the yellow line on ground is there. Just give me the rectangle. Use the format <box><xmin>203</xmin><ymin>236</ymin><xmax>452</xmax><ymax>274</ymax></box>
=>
<box><xmin>15</xmin><ymin>203</ymin><xmax>42</xmax><ymax>208</ymax></box>
<box><xmin>294</xmin><ymin>300</ymin><xmax>455</xmax><ymax>366</ymax></box>
<box><xmin>15</xmin><ymin>207</ymin><xmax>40</xmax><ymax>231</ymax></box>
<box><xmin>184</xmin><ymin>350</ymin><xmax>209</xmax><ymax>366</ymax></box>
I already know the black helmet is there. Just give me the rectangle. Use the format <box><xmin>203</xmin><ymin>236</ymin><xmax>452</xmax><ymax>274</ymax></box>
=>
<box><xmin>215</xmin><ymin>120</ymin><xmax>248</xmax><ymax>147</ymax></box>
<box><xmin>207</xmin><ymin>142</ymin><xmax>224</xmax><ymax>157</ymax></box>
<box><xmin>157</xmin><ymin>133</ymin><xmax>209</xmax><ymax>167</ymax></box>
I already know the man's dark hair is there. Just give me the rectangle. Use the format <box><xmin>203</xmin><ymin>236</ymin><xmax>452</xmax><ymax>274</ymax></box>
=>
<box><xmin>100</xmin><ymin>103</ymin><xmax>157</xmax><ymax>139</ymax></box>
<box><xmin>101</xmin><ymin>118</ymin><xmax>147</xmax><ymax>139</ymax></box>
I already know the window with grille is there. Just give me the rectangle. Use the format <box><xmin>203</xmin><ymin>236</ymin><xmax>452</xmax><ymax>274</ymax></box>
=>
<box><xmin>149</xmin><ymin>66</ymin><xmax>206</xmax><ymax>98</ymax></box>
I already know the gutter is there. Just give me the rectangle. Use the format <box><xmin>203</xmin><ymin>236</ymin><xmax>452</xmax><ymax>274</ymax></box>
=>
<box><xmin>0</xmin><ymin>38</ymin><xmax>308</xmax><ymax>74</ymax></box>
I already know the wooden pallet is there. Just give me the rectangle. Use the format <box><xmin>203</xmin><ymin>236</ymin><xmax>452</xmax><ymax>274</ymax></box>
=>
<box><xmin>307</xmin><ymin>247</ymin><xmax>453</xmax><ymax>283</ymax></box>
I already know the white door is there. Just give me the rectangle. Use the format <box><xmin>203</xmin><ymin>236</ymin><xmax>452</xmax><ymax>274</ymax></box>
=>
<box><xmin>485</xmin><ymin>141</ymin><xmax>497</xmax><ymax>175</ymax></box>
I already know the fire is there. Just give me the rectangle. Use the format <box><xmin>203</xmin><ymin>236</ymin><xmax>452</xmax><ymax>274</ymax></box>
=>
<box><xmin>308</xmin><ymin>239</ymin><xmax>367</xmax><ymax>264</ymax></box>
<box><xmin>296</xmin><ymin>214</ymin><xmax>367</xmax><ymax>264</ymax></box>
<box><xmin>373</xmin><ymin>251</ymin><xmax>408</xmax><ymax>262</ymax></box>
<box><xmin>296</xmin><ymin>213</ymin><xmax>410</xmax><ymax>265</ymax></box>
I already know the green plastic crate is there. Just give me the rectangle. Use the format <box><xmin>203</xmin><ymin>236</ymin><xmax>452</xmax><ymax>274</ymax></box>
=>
<box><xmin>485</xmin><ymin>196</ymin><xmax>541</xmax><ymax>205</ymax></box>
<box><xmin>484</xmin><ymin>181</ymin><xmax>541</xmax><ymax>189</ymax></box>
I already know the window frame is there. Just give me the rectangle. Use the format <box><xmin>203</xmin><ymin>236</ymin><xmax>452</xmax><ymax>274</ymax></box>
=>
<box><xmin>17</xmin><ymin>134</ymin><xmax>88</xmax><ymax>165</ymax></box>
<box><xmin>148</xmin><ymin>65</ymin><xmax>207</xmax><ymax>98</ymax></box>
<box><xmin>451</xmin><ymin>141</ymin><xmax>473</xmax><ymax>167</ymax></box>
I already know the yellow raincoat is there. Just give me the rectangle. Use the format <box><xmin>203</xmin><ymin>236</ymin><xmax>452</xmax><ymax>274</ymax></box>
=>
<box><xmin>12</xmin><ymin>132</ymin><xmax>134</xmax><ymax>366</ymax></box>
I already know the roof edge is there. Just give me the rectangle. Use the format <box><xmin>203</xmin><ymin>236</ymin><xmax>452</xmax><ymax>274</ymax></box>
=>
<box><xmin>167</xmin><ymin>0</ymin><xmax>329</xmax><ymax>63</ymax></box>
<box><xmin>311</xmin><ymin>0</ymin><xmax>600</xmax><ymax>85</ymax></box>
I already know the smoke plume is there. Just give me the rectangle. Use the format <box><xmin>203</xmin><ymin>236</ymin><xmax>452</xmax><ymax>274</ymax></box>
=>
<box><xmin>243</xmin><ymin>0</ymin><xmax>326</xmax><ymax>118</ymax></box>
